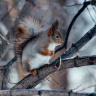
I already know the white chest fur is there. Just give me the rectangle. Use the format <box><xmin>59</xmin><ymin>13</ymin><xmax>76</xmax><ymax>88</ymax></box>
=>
<box><xmin>29</xmin><ymin>43</ymin><xmax>59</xmax><ymax>70</ymax></box>
<box><xmin>29</xmin><ymin>54</ymin><xmax>51</xmax><ymax>70</ymax></box>
<box><xmin>48</xmin><ymin>43</ymin><xmax>59</xmax><ymax>51</ymax></box>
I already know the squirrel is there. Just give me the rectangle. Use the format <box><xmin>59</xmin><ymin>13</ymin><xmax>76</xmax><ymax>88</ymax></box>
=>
<box><xmin>14</xmin><ymin>16</ymin><xmax>63</xmax><ymax>80</ymax></box>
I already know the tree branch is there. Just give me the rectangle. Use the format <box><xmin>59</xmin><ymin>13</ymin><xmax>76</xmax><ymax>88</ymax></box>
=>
<box><xmin>0</xmin><ymin>89</ymin><xmax>96</xmax><ymax>96</ymax></box>
<box><xmin>11</xmin><ymin>25</ymin><xmax>96</xmax><ymax>89</ymax></box>
<box><xmin>11</xmin><ymin>55</ymin><xmax>96</xmax><ymax>89</ymax></box>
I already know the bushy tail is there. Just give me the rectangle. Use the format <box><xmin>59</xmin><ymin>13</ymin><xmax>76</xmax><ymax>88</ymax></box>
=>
<box><xmin>14</xmin><ymin>16</ymin><xmax>41</xmax><ymax>65</ymax></box>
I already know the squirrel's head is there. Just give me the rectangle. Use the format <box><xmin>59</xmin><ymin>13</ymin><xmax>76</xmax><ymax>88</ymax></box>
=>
<box><xmin>48</xmin><ymin>19</ymin><xmax>63</xmax><ymax>45</ymax></box>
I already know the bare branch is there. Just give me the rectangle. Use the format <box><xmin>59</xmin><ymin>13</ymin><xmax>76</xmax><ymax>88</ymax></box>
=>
<box><xmin>0</xmin><ymin>89</ymin><xmax>96</xmax><ymax>96</ymax></box>
<box><xmin>11</xmin><ymin>55</ymin><xmax>96</xmax><ymax>89</ymax></box>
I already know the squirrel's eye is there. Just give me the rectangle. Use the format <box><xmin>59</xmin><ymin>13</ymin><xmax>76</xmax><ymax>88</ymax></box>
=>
<box><xmin>56</xmin><ymin>35</ymin><xmax>59</xmax><ymax>39</ymax></box>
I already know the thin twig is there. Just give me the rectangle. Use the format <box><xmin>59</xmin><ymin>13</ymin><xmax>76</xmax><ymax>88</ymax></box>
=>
<box><xmin>63</xmin><ymin>4</ymin><xmax>82</xmax><ymax>7</ymax></box>
<box><xmin>51</xmin><ymin>0</ymin><xmax>82</xmax><ymax>7</ymax></box>
<box><xmin>87</xmin><ymin>6</ymin><xmax>96</xmax><ymax>24</ymax></box>
<box><xmin>77</xmin><ymin>84</ymin><xmax>96</xmax><ymax>92</ymax></box>
<box><xmin>92</xmin><ymin>5</ymin><xmax>96</xmax><ymax>13</ymax></box>
<box><xmin>0</xmin><ymin>56</ymin><xmax>17</xmax><ymax>72</ymax></box>
<box><xmin>0</xmin><ymin>33</ymin><xmax>11</xmax><ymax>45</ymax></box>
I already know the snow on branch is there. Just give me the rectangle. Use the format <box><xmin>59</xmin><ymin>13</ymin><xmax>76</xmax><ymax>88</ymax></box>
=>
<box><xmin>0</xmin><ymin>89</ymin><xmax>96</xmax><ymax>96</ymax></box>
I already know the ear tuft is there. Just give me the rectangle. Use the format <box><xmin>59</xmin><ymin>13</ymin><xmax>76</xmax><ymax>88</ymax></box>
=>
<box><xmin>51</xmin><ymin>19</ymin><xmax>59</xmax><ymax>36</ymax></box>
<box><xmin>52</xmin><ymin>19</ymin><xmax>59</xmax><ymax>30</ymax></box>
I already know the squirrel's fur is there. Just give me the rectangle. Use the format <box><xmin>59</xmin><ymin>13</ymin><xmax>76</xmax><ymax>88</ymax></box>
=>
<box><xmin>15</xmin><ymin>16</ymin><xmax>42</xmax><ymax>79</ymax></box>
<box><xmin>15</xmin><ymin>16</ymin><xmax>63</xmax><ymax>80</ymax></box>
<box><xmin>15</xmin><ymin>16</ymin><xmax>41</xmax><ymax>65</ymax></box>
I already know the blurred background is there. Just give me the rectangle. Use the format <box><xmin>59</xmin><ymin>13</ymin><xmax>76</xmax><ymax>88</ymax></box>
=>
<box><xmin>0</xmin><ymin>0</ymin><xmax>96</xmax><ymax>92</ymax></box>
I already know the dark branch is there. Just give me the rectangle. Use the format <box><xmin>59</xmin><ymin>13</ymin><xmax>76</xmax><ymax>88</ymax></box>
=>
<box><xmin>55</xmin><ymin>1</ymin><xmax>94</xmax><ymax>53</ymax></box>
<box><xmin>63</xmin><ymin>1</ymin><xmax>90</xmax><ymax>49</ymax></box>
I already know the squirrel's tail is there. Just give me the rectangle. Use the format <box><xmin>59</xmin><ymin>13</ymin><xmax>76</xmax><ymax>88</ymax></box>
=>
<box><xmin>14</xmin><ymin>16</ymin><xmax>41</xmax><ymax>64</ymax></box>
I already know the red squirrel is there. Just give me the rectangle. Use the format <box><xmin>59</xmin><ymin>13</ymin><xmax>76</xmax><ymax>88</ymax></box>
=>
<box><xmin>15</xmin><ymin>16</ymin><xmax>63</xmax><ymax>80</ymax></box>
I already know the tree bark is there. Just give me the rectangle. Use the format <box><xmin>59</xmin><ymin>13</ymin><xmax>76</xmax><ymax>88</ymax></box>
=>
<box><xmin>0</xmin><ymin>89</ymin><xmax>96</xmax><ymax>96</ymax></box>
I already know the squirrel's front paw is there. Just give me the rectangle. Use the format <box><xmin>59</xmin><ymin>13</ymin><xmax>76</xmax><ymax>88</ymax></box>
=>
<box><xmin>49</xmin><ymin>51</ymin><xmax>54</xmax><ymax>56</ymax></box>
<box><xmin>30</xmin><ymin>69</ymin><xmax>37</xmax><ymax>75</ymax></box>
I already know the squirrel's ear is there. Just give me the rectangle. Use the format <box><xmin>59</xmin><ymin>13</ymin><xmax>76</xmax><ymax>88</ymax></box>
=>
<box><xmin>52</xmin><ymin>19</ymin><xmax>59</xmax><ymax>30</ymax></box>
<box><xmin>51</xmin><ymin>19</ymin><xmax>59</xmax><ymax>36</ymax></box>
<box><xmin>48</xmin><ymin>19</ymin><xmax>59</xmax><ymax>36</ymax></box>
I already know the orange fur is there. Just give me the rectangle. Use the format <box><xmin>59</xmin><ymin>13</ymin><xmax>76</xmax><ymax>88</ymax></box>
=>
<box><xmin>40</xmin><ymin>49</ymin><xmax>50</xmax><ymax>56</ymax></box>
<box><xmin>48</xmin><ymin>28</ymin><xmax>52</xmax><ymax>37</ymax></box>
<box><xmin>30</xmin><ymin>69</ymin><xmax>37</xmax><ymax>75</ymax></box>
<box><xmin>40</xmin><ymin>49</ymin><xmax>54</xmax><ymax>56</ymax></box>
<box><xmin>15</xmin><ymin>27</ymin><xmax>26</xmax><ymax>35</ymax></box>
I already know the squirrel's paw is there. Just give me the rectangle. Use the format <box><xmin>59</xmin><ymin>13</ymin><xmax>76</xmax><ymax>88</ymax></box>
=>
<box><xmin>30</xmin><ymin>69</ymin><xmax>37</xmax><ymax>75</ymax></box>
<box><xmin>49</xmin><ymin>51</ymin><xmax>54</xmax><ymax>56</ymax></box>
